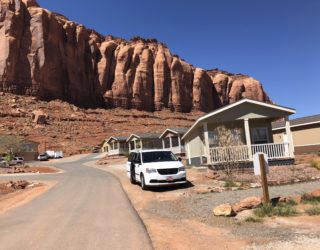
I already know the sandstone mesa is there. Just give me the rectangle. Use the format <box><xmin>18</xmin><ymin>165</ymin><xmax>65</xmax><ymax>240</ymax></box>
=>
<box><xmin>0</xmin><ymin>0</ymin><xmax>270</xmax><ymax>112</ymax></box>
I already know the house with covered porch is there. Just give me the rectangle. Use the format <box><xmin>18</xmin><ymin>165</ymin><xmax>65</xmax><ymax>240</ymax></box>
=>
<box><xmin>105</xmin><ymin>136</ymin><xmax>128</xmax><ymax>156</ymax></box>
<box><xmin>159</xmin><ymin>128</ymin><xmax>187</xmax><ymax>155</ymax></box>
<box><xmin>127</xmin><ymin>133</ymin><xmax>162</xmax><ymax>152</ymax></box>
<box><xmin>182</xmin><ymin>99</ymin><xmax>296</xmax><ymax>166</ymax></box>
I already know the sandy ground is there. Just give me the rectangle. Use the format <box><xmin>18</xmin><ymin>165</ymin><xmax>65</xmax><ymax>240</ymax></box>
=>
<box><xmin>0</xmin><ymin>181</ymin><xmax>56</xmax><ymax>215</ymax></box>
<box><xmin>90</xmin><ymin>158</ymin><xmax>320</xmax><ymax>250</ymax></box>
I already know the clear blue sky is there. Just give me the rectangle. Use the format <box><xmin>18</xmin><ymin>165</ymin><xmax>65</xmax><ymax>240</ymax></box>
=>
<box><xmin>38</xmin><ymin>0</ymin><xmax>320</xmax><ymax>118</ymax></box>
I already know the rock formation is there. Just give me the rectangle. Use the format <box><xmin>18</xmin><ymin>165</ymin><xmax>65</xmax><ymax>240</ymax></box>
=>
<box><xmin>0</xmin><ymin>0</ymin><xmax>270</xmax><ymax>112</ymax></box>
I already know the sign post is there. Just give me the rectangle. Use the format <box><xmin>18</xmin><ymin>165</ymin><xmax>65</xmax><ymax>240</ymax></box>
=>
<box><xmin>253</xmin><ymin>153</ymin><xmax>270</xmax><ymax>204</ymax></box>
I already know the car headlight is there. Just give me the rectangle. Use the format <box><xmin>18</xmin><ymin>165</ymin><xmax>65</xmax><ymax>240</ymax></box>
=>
<box><xmin>178</xmin><ymin>166</ymin><xmax>186</xmax><ymax>172</ymax></box>
<box><xmin>146</xmin><ymin>168</ymin><xmax>157</xmax><ymax>174</ymax></box>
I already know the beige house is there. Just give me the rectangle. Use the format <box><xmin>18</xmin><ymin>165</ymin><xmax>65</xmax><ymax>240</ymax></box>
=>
<box><xmin>127</xmin><ymin>133</ymin><xmax>162</xmax><ymax>152</ymax></box>
<box><xmin>104</xmin><ymin>136</ymin><xmax>128</xmax><ymax>156</ymax></box>
<box><xmin>272</xmin><ymin>114</ymin><xmax>320</xmax><ymax>154</ymax></box>
<box><xmin>159</xmin><ymin>128</ymin><xmax>188</xmax><ymax>155</ymax></box>
<box><xmin>182</xmin><ymin>99</ymin><xmax>296</xmax><ymax>166</ymax></box>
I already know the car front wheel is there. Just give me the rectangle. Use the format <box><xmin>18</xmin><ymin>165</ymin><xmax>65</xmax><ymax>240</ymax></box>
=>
<box><xmin>140</xmin><ymin>174</ymin><xmax>148</xmax><ymax>190</ymax></box>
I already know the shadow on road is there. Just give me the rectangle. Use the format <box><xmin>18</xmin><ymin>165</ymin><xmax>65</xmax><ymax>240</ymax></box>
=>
<box><xmin>145</xmin><ymin>181</ymin><xmax>194</xmax><ymax>193</ymax></box>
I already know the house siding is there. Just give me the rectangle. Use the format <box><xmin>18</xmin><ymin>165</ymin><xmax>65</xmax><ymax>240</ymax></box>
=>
<box><xmin>273</xmin><ymin>123</ymin><xmax>320</xmax><ymax>154</ymax></box>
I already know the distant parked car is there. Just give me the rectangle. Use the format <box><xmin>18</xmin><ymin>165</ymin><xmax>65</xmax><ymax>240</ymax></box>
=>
<box><xmin>92</xmin><ymin>148</ymin><xmax>100</xmax><ymax>153</ymax></box>
<box><xmin>0</xmin><ymin>157</ymin><xmax>8</xmax><ymax>168</ymax></box>
<box><xmin>9</xmin><ymin>157</ymin><xmax>24</xmax><ymax>166</ymax></box>
<box><xmin>45</xmin><ymin>150</ymin><xmax>55</xmax><ymax>159</ymax></box>
<box><xmin>54</xmin><ymin>151</ymin><xmax>63</xmax><ymax>158</ymax></box>
<box><xmin>38</xmin><ymin>153</ymin><xmax>48</xmax><ymax>161</ymax></box>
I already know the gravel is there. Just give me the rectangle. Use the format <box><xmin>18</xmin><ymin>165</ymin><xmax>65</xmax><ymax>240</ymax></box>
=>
<box><xmin>147</xmin><ymin>179</ymin><xmax>320</xmax><ymax>242</ymax></box>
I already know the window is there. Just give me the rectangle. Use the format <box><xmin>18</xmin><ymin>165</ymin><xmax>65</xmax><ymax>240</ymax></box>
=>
<box><xmin>113</xmin><ymin>142</ymin><xmax>119</xmax><ymax>150</ymax></box>
<box><xmin>164</xmin><ymin>137</ymin><xmax>170</xmax><ymax>148</ymax></box>
<box><xmin>171</xmin><ymin>137</ymin><xmax>179</xmax><ymax>147</ymax></box>
<box><xmin>252</xmin><ymin>127</ymin><xmax>269</xmax><ymax>144</ymax></box>
<box><xmin>142</xmin><ymin>151</ymin><xmax>177</xmax><ymax>163</ymax></box>
<box><xmin>130</xmin><ymin>141</ymin><xmax>135</xmax><ymax>150</ymax></box>
<box><xmin>209</xmin><ymin>131</ymin><xmax>219</xmax><ymax>147</ymax></box>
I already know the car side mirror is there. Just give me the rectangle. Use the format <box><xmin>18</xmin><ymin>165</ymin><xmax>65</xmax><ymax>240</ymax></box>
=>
<box><xmin>178</xmin><ymin>157</ymin><xmax>182</xmax><ymax>162</ymax></box>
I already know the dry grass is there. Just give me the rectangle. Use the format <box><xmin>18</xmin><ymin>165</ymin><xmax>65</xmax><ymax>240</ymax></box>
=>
<box><xmin>310</xmin><ymin>157</ymin><xmax>320</xmax><ymax>170</ymax></box>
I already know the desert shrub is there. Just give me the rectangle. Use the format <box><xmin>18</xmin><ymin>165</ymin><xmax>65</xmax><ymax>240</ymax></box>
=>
<box><xmin>310</xmin><ymin>158</ymin><xmax>320</xmax><ymax>170</ymax></box>
<box><xmin>305</xmin><ymin>206</ymin><xmax>320</xmax><ymax>216</ymax></box>
<box><xmin>224</xmin><ymin>179</ymin><xmax>237</xmax><ymax>187</ymax></box>
<box><xmin>285</xmin><ymin>199</ymin><xmax>298</xmax><ymax>206</ymax></box>
<box><xmin>254</xmin><ymin>203</ymin><xmax>298</xmax><ymax>217</ymax></box>
<box><xmin>254</xmin><ymin>204</ymin><xmax>274</xmax><ymax>217</ymax></box>
<box><xmin>272</xmin><ymin>203</ymin><xmax>298</xmax><ymax>217</ymax></box>
<box><xmin>244</xmin><ymin>216</ymin><xmax>263</xmax><ymax>223</ymax></box>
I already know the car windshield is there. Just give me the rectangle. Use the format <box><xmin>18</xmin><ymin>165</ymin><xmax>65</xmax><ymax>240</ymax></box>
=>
<box><xmin>142</xmin><ymin>151</ymin><xmax>178</xmax><ymax>163</ymax></box>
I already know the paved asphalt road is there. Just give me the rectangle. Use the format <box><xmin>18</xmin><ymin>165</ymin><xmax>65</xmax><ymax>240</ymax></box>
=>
<box><xmin>0</xmin><ymin>154</ymin><xmax>152</xmax><ymax>250</ymax></box>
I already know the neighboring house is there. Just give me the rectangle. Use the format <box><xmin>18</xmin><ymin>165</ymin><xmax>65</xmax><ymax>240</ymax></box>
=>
<box><xmin>18</xmin><ymin>140</ymin><xmax>40</xmax><ymax>161</ymax></box>
<box><xmin>272</xmin><ymin>114</ymin><xmax>320</xmax><ymax>154</ymax></box>
<box><xmin>101</xmin><ymin>140</ymin><xmax>109</xmax><ymax>153</ymax></box>
<box><xmin>159</xmin><ymin>128</ymin><xmax>188</xmax><ymax>155</ymax></box>
<box><xmin>182</xmin><ymin>99</ymin><xmax>296</xmax><ymax>166</ymax></box>
<box><xmin>127</xmin><ymin>133</ymin><xmax>162</xmax><ymax>152</ymax></box>
<box><xmin>106</xmin><ymin>136</ymin><xmax>128</xmax><ymax>156</ymax></box>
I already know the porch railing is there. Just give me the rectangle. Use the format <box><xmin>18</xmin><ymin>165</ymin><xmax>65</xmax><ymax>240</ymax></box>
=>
<box><xmin>251</xmin><ymin>142</ymin><xmax>290</xmax><ymax>159</ymax></box>
<box><xmin>209</xmin><ymin>142</ymin><xmax>290</xmax><ymax>164</ymax></box>
<box><xmin>210</xmin><ymin>145</ymin><xmax>249</xmax><ymax>163</ymax></box>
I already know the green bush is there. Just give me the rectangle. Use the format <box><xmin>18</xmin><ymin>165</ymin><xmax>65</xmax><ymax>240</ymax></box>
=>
<box><xmin>254</xmin><ymin>203</ymin><xmax>298</xmax><ymax>217</ymax></box>
<box><xmin>254</xmin><ymin>203</ymin><xmax>274</xmax><ymax>217</ymax></box>
<box><xmin>224</xmin><ymin>179</ymin><xmax>237</xmax><ymax>187</ymax></box>
<box><xmin>272</xmin><ymin>203</ymin><xmax>298</xmax><ymax>217</ymax></box>
<box><xmin>305</xmin><ymin>206</ymin><xmax>320</xmax><ymax>216</ymax></box>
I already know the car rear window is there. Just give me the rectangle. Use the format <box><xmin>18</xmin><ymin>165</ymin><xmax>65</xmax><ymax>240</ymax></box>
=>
<box><xmin>142</xmin><ymin>151</ymin><xmax>177</xmax><ymax>163</ymax></box>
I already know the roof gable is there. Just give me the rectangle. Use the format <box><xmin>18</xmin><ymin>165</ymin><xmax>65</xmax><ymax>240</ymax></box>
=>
<box><xmin>182</xmin><ymin>99</ymin><xmax>295</xmax><ymax>140</ymax></box>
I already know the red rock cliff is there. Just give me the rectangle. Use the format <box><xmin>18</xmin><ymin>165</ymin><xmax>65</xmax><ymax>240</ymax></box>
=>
<box><xmin>0</xmin><ymin>0</ymin><xmax>270</xmax><ymax>112</ymax></box>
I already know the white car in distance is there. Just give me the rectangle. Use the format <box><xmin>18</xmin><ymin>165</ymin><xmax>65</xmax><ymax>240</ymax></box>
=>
<box><xmin>126</xmin><ymin>150</ymin><xmax>187</xmax><ymax>190</ymax></box>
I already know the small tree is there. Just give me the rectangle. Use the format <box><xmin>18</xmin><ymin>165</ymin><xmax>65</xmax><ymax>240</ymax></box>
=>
<box><xmin>215</xmin><ymin>124</ymin><xmax>243</xmax><ymax>177</ymax></box>
<box><xmin>0</xmin><ymin>135</ymin><xmax>25</xmax><ymax>158</ymax></box>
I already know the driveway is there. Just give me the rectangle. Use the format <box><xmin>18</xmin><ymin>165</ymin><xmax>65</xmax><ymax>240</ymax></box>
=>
<box><xmin>0</xmin><ymin>154</ymin><xmax>152</xmax><ymax>250</ymax></box>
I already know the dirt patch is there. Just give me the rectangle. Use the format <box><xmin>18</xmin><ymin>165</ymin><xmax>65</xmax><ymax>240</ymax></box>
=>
<box><xmin>0</xmin><ymin>181</ymin><xmax>56</xmax><ymax>215</ymax></box>
<box><xmin>0</xmin><ymin>165</ymin><xmax>60</xmax><ymax>175</ymax></box>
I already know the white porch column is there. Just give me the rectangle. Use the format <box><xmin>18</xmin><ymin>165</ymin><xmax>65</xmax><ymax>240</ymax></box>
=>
<box><xmin>169</xmin><ymin>136</ymin><xmax>173</xmax><ymax>149</ymax></box>
<box><xmin>285</xmin><ymin>116</ymin><xmax>294</xmax><ymax>158</ymax></box>
<box><xmin>162</xmin><ymin>139</ymin><xmax>165</xmax><ymax>149</ymax></box>
<box><xmin>244</xmin><ymin>118</ymin><xmax>253</xmax><ymax>160</ymax></box>
<box><xmin>187</xmin><ymin>140</ymin><xmax>191</xmax><ymax>165</ymax></box>
<box><xmin>178</xmin><ymin>136</ymin><xmax>182</xmax><ymax>154</ymax></box>
<box><xmin>203</xmin><ymin>122</ymin><xmax>211</xmax><ymax>164</ymax></box>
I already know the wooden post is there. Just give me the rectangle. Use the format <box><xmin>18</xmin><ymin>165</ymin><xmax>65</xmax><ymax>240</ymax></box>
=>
<box><xmin>259</xmin><ymin>154</ymin><xmax>270</xmax><ymax>204</ymax></box>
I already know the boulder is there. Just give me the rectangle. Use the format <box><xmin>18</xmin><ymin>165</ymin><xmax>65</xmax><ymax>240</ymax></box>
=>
<box><xmin>213</xmin><ymin>204</ymin><xmax>236</xmax><ymax>217</ymax></box>
<box><xmin>232</xmin><ymin>197</ymin><xmax>262</xmax><ymax>213</ymax></box>
<box><xmin>235</xmin><ymin>209</ymin><xmax>254</xmax><ymax>221</ymax></box>
<box><xmin>310</xmin><ymin>189</ymin><xmax>320</xmax><ymax>198</ymax></box>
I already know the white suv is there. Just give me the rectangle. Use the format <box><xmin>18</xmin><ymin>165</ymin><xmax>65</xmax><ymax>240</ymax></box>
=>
<box><xmin>126</xmin><ymin>150</ymin><xmax>187</xmax><ymax>190</ymax></box>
